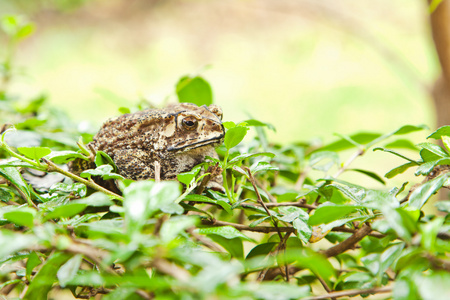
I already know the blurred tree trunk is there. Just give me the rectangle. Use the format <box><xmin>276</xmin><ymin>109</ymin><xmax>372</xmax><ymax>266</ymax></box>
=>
<box><xmin>430</xmin><ymin>0</ymin><xmax>450</xmax><ymax>127</ymax></box>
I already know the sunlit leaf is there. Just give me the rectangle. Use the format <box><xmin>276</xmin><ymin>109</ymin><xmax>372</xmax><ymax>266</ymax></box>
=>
<box><xmin>17</xmin><ymin>146</ymin><xmax>51</xmax><ymax>161</ymax></box>
<box><xmin>176</xmin><ymin>75</ymin><xmax>213</xmax><ymax>106</ymax></box>
<box><xmin>197</xmin><ymin>226</ymin><xmax>255</xmax><ymax>242</ymax></box>
<box><xmin>224</xmin><ymin>126</ymin><xmax>249</xmax><ymax>150</ymax></box>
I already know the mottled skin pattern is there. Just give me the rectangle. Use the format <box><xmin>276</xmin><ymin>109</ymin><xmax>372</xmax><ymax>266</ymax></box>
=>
<box><xmin>74</xmin><ymin>103</ymin><xmax>224</xmax><ymax>185</ymax></box>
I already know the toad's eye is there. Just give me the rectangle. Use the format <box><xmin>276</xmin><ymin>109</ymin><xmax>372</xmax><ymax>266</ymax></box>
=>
<box><xmin>182</xmin><ymin>117</ymin><xmax>198</xmax><ymax>130</ymax></box>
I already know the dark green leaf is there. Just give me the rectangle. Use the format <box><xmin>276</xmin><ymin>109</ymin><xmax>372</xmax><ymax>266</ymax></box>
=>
<box><xmin>44</xmin><ymin>203</ymin><xmax>88</xmax><ymax>221</ymax></box>
<box><xmin>176</xmin><ymin>76</ymin><xmax>213</xmax><ymax>106</ymax></box>
<box><xmin>209</xmin><ymin>235</ymin><xmax>243</xmax><ymax>259</ymax></box>
<box><xmin>94</xmin><ymin>151</ymin><xmax>117</xmax><ymax>169</ymax></box>
<box><xmin>246</xmin><ymin>242</ymin><xmax>277</xmax><ymax>260</ymax></box>
<box><xmin>348</xmin><ymin>169</ymin><xmax>385</xmax><ymax>185</ymax></box>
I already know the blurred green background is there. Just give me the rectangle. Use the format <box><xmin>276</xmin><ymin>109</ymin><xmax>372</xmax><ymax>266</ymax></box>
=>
<box><xmin>0</xmin><ymin>0</ymin><xmax>438</xmax><ymax>144</ymax></box>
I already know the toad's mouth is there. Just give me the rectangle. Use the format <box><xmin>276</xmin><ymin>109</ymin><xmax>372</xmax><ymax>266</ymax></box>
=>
<box><xmin>167</xmin><ymin>134</ymin><xmax>224</xmax><ymax>152</ymax></box>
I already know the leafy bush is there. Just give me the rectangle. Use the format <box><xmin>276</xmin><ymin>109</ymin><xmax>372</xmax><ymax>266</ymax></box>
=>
<box><xmin>1</xmin><ymin>15</ymin><xmax>450</xmax><ymax>300</ymax></box>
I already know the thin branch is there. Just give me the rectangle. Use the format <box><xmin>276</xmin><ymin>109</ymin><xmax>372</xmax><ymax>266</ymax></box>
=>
<box><xmin>245</xmin><ymin>167</ymin><xmax>283</xmax><ymax>241</ymax></box>
<box><xmin>200</xmin><ymin>219</ymin><xmax>383</xmax><ymax>238</ymax></box>
<box><xmin>302</xmin><ymin>286</ymin><xmax>392</xmax><ymax>300</ymax></box>
<box><xmin>43</xmin><ymin>158</ymin><xmax>124</xmax><ymax>201</ymax></box>
<box><xmin>333</xmin><ymin>149</ymin><xmax>365</xmax><ymax>178</ymax></box>
<box><xmin>322</xmin><ymin>223</ymin><xmax>372</xmax><ymax>258</ymax></box>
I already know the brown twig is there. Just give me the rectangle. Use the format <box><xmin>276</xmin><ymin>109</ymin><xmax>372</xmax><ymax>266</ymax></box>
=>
<box><xmin>200</xmin><ymin>219</ymin><xmax>383</xmax><ymax>238</ymax></box>
<box><xmin>322</xmin><ymin>223</ymin><xmax>372</xmax><ymax>258</ymax></box>
<box><xmin>302</xmin><ymin>286</ymin><xmax>392</xmax><ymax>300</ymax></box>
<box><xmin>151</xmin><ymin>258</ymin><xmax>191</xmax><ymax>282</ymax></box>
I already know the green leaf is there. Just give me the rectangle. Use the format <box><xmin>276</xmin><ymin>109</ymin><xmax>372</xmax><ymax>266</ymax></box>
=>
<box><xmin>373</xmin><ymin>147</ymin><xmax>419</xmax><ymax>164</ymax></box>
<box><xmin>49</xmin><ymin>182</ymin><xmax>87</xmax><ymax>197</ymax></box>
<box><xmin>224</xmin><ymin>126</ymin><xmax>249</xmax><ymax>150</ymax></box>
<box><xmin>416</xmin><ymin>271</ymin><xmax>450</xmax><ymax>300</ymax></box>
<box><xmin>420</xmin><ymin>217</ymin><xmax>444</xmax><ymax>252</ymax></box>
<box><xmin>177</xmin><ymin>165</ymin><xmax>201</xmax><ymax>185</ymax></box>
<box><xmin>409</xmin><ymin>174</ymin><xmax>448</xmax><ymax>210</ymax></box>
<box><xmin>72</xmin><ymin>192</ymin><xmax>114</xmax><ymax>207</ymax></box>
<box><xmin>384</xmin><ymin>139</ymin><xmax>418</xmax><ymax>150</ymax></box>
<box><xmin>435</xmin><ymin>201</ymin><xmax>450</xmax><ymax>213</ymax></box>
<box><xmin>44</xmin><ymin>203</ymin><xmax>88</xmax><ymax>221</ymax></box>
<box><xmin>0</xmin><ymin>231</ymin><xmax>37</xmax><ymax>258</ymax></box>
<box><xmin>367</xmin><ymin>125</ymin><xmax>427</xmax><ymax>148</ymax></box>
<box><xmin>94</xmin><ymin>151</ymin><xmax>117</xmax><ymax>169</ymax></box>
<box><xmin>183</xmin><ymin>194</ymin><xmax>232</xmax><ymax>214</ymax></box>
<box><xmin>26</xmin><ymin>252</ymin><xmax>42</xmax><ymax>281</ymax></box>
<box><xmin>417</xmin><ymin>142</ymin><xmax>449</xmax><ymax>158</ymax></box>
<box><xmin>427</xmin><ymin>125</ymin><xmax>450</xmax><ymax>140</ymax></box>
<box><xmin>309</xmin><ymin>151</ymin><xmax>339</xmax><ymax>172</ymax></box>
<box><xmin>250</xmin><ymin>161</ymin><xmax>279</xmax><ymax>174</ymax></box>
<box><xmin>348</xmin><ymin>169</ymin><xmax>385</xmax><ymax>185</ymax></box>
<box><xmin>197</xmin><ymin>226</ymin><xmax>255</xmax><ymax>242</ymax></box>
<box><xmin>17</xmin><ymin>146</ymin><xmax>51</xmax><ymax>161</ymax></box>
<box><xmin>293</xmin><ymin>218</ymin><xmax>312</xmax><ymax>244</ymax></box>
<box><xmin>57</xmin><ymin>254</ymin><xmax>83</xmax><ymax>288</ymax></box>
<box><xmin>385</xmin><ymin>162</ymin><xmax>418</xmax><ymax>178</ymax></box>
<box><xmin>227</xmin><ymin>152</ymin><xmax>275</xmax><ymax>165</ymax></box>
<box><xmin>160</xmin><ymin>215</ymin><xmax>199</xmax><ymax>244</ymax></box>
<box><xmin>81</xmin><ymin>164</ymin><xmax>124</xmax><ymax>180</ymax></box>
<box><xmin>24</xmin><ymin>252</ymin><xmax>72</xmax><ymax>300</ymax></box>
<box><xmin>252</xmin><ymin>282</ymin><xmax>310</xmax><ymax>300</ymax></box>
<box><xmin>380</xmin><ymin>243</ymin><xmax>405</xmax><ymax>275</ymax></box>
<box><xmin>45</xmin><ymin>150</ymin><xmax>88</xmax><ymax>164</ymax></box>
<box><xmin>176</xmin><ymin>75</ymin><xmax>213</xmax><ymax>106</ymax></box>
<box><xmin>246</xmin><ymin>242</ymin><xmax>277</xmax><ymax>260</ymax></box>
<box><xmin>380</xmin><ymin>207</ymin><xmax>418</xmax><ymax>241</ymax></box>
<box><xmin>123</xmin><ymin>181</ymin><xmax>182</xmax><ymax>234</ymax></box>
<box><xmin>243</xmin><ymin>119</ymin><xmax>276</xmax><ymax>131</ymax></box>
<box><xmin>0</xmin><ymin>166</ymin><xmax>32</xmax><ymax>202</ymax></box>
<box><xmin>308</xmin><ymin>203</ymin><xmax>363</xmax><ymax>225</ymax></box>
<box><xmin>209</xmin><ymin>235</ymin><xmax>244</xmax><ymax>259</ymax></box>
<box><xmin>320</xmin><ymin>132</ymin><xmax>381</xmax><ymax>152</ymax></box>
<box><xmin>4</xmin><ymin>208</ymin><xmax>35</xmax><ymax>228</ymax></box>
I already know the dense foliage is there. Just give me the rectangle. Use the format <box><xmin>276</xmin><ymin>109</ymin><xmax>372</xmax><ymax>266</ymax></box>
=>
<box><xmin>1</xmin><ymin>15</ymin><xmax>450</xmax><ymax>300</ymax></box>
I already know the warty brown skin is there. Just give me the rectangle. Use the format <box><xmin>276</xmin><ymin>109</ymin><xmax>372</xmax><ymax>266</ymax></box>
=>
<box><xmin>87</xmin><ymin>103</ymin><xmax>224</xmax><ymax>182</ymax></box>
